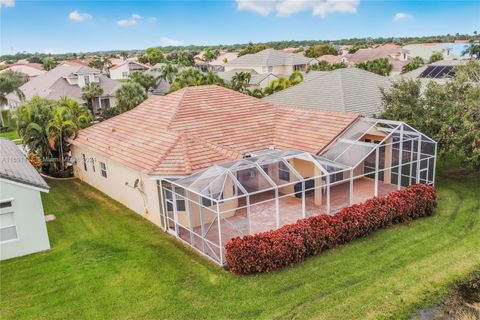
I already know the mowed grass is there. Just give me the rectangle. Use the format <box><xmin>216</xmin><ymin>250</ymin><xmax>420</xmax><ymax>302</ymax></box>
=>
<box><xmin>1</xmin><ymin>169</ymin><xmax>479</xmax><ymax>319</ymax></box>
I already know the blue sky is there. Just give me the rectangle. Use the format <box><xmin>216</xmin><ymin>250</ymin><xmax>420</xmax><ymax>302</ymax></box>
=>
<box><xmin>1</xmin><ymin>0</ymin><xmax>479</xmax><ymax>54</ymax></box>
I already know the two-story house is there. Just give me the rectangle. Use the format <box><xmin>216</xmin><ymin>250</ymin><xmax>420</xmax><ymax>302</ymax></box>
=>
<box><xmin>6</xmin><ymin>63</ymin><xmax>121</xmax><ymax>114</ymax></box>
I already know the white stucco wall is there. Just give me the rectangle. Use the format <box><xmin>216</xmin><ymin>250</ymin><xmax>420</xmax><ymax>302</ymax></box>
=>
<box><xmin>0</xmin><ymin>181</ymin><xmax>50</xmax><ymax>260</ymax></box>
<box><xmin>110</xmin><ymin>65</ymin><xmax>130</xmax><ymax>80</ymax></box>
<box><xmin>71</xmin><ymin>146</ymin><xmax>163</xmax><ymax>227</ymax></box>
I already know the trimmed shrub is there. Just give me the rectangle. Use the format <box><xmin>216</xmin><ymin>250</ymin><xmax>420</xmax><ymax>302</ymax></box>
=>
<box><xmin>225</xmin><ymin>184</ymin><xmax>437</xmax><ymax>274</ymax></box>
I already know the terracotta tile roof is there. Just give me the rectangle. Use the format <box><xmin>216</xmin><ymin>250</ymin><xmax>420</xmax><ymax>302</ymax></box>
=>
<box><xmin>70</xmin><ymin>85</ymin><xmax>359</xmax><ymax>176</ymax></box>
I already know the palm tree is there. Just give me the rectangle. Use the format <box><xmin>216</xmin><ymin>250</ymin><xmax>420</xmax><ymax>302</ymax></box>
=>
<box><xmin>58</xmin><ymin>97</ymin><xmax>93</xmax><ymax>128</ymax></box>
<box><xmin>0</xmin><ymin>70</ymin><xmax>27</xmax><ymax>104</ymax></box>
<box><xmin>42</xmin><ymin>57</ymin><xmax>57</xmax><ymax>71</ymax></box>
<box><xmin>120</xmin><ymin>51</ymin><xmax>129</xmax><ymax>60</ymax></box>
<box><xmin>15</xmin><ymin>97</ymin><xmax>56</xmax><ymax>167</ymax></box>
<box><xmin>128</xmin><ymin>71</ymin><xmax>158</xmax><ymax>94</ymax></box>
<box><xmin>159</xmin><ymin>63</ymin><xmax>178</xmax><ymax>83</ymax></box>
<box><xmin>288</xmin><ymin>71</ymin><xmax>304</xmax><ymax>86</ymax></box>
<box><xmin>231</xmin><ymin>72</ymin><xmax>251</xmax><ymax>93</ymax></box>
<box><xmin>115</xmin><ymin>82</ymin><xmax>147</xmax><ymax>112</ymax></box>
<box><xmin>46</xmin><ymin>107</ymin><xmax>77</xmax><ymax>171</ymax></box>
<box><xmin>202</xmin><ymin>48</ymin><xmax>220</xmax><ymax>68</ymax></box>
<box><xmin>81</xmin><ymin>82</ymin><xmax>104</xmax><ymax>110</ymax></box>
<box><xmin>248</xmin><ymin>88</ymin><xmax>264</xmax><ymax>98</ymax></box>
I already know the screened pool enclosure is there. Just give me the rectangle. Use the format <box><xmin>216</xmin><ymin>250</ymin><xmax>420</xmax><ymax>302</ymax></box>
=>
<box><xmin>157</xmin><ymin>118</ymin><xmax>437</xmax><ymax>265</ymax></box>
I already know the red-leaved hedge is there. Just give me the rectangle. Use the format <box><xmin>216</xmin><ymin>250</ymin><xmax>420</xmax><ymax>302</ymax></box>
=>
<box><xmin>225</xmin><ymin>184</ymin><xmax>437</xmax><ymax>274</ymax></box>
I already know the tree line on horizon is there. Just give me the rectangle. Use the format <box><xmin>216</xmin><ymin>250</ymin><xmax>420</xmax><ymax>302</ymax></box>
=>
<box><xmin>1</xmin><ymin>32</ymin><xmax>478</xmax><ymax>62</ymax></box>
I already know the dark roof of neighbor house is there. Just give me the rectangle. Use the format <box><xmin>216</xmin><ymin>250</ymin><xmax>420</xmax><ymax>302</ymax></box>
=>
<box><xmin>264</xmin><ymin>68</ymin><xmax>391</xmax><ymax>117</ymax></box>
<box><xmin>0</xmin><ymin>139</ymin><xmax>49</xmax><ymax>191</ymax></box>
<box><xmin>70</xmin><ymin>85</ymin><xmax>359</xmax><ymax>176</ymax></box>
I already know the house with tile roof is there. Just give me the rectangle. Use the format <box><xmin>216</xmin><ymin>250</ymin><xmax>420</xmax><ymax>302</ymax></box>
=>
<box><xmin>403</xmin><ymin>43</ymin><xmax>455</xmax><ymax>61</ymax></box>
<box><xmin>346</xmin><ymin>46</ymin><xmax>410</xmax><ymax>75</ymax></box>
<box><xmin>109</xmin><ymin>60</ymin><xmax>150</xmax><ymax>80</ymax></box>
<box><xmin>69</xmin><ymin>85</ymin><xmax>437</xmax><ymax>265</ymax></box>
<box><xmin>216</xmin><ymin>69</ymin><xmax>278</xmax><ymax>89</ymax></box>
<box><xmin>6</xmin><ymin>63</ymin><xmax>121</xmax><ymax>114</ymax></box>
<box><xmin>264</xmin><ymin>68</ymin><xmax>391</xmax><ymax>117</ymax></box>
<box><xmin>224</xmin><ymin>48</ymin><xmax>317</xmax><ymax>75</ymax></box>
<box><xmin>0</xmin><ymin>63</ymin><xmax>45</xmax><ymax>79</ymax></box>
<box><xmin>0</xmin><ymin>138</ymin><xmax>50</xmax><ymax>260</ymax></box>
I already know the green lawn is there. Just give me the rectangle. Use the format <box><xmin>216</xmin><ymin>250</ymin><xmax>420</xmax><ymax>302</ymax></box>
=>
<box><xmin>1</xmin><ymin>168</ymin><xmax>479</xmax><ymax>320</ymax></box>
<box><xmin>0</xmin><ymin>129</ymin><xmax>20</xmax><ymax>141</ymax></box>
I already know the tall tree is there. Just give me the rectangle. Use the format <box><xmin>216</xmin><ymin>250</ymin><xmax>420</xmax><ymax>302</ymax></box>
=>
<box><xmin>288</xmin><ymin>71</ymin><xmax>304</xmax><ymax>85</ymax></box>
<box><xmin>42</xmin><ymin>57</ymin><xmax>57</xmax><ymax>71</ymax></box>
<box><xmin>429</xmin><ymin>52</ymin><xmax>444</xmax><ymax>63</ymax></box>
<box><xmin>304</xmin><ymin>44</ymin><xmax>339</xmax><ymax>58</ymax></box>
<box><xmin>202</xmin><ymin>48</ymin><xmax>220</xmax><ymax>66</ymax></box>
<box><xmin>0</xmin><ymin>70</ymin><xmax>27</xmax><ymax>104</ymax></box>
<box><xmin>356</xmin><ymin>58</ymin><xmax>393</xmax><ymax>76</ymax></box>
<box><xmin>46</xmin><ymin>107</ymin><xmax>77</xmax><ymax>171</ymax></box>
<box><xmin>81</xmin><ymin>83</ymin><xmax>104</xmax><ymax>109</ymax></box>
<box><xmin>402</xmin><ymin>56</ymin><xmax>424</xmax><ymax>73</ymax></box>
<box><xmin>381</xmin><ymin>61</ymin><xmax>480</xmax><ymax>169</ymax></box>
<box><xmin>231</xmin><ymin>72</ymin><xmax>251</xmax><ymax>93</ymax></box>
<box><xmin>115</xmin><ymin>82</ymin><xmax>147</xmax><ymax>112</ymax></box>
<box><xmin>158</xmin><ymin>62</ymin><xmax>178</xmax><ymax>83</ymax></box>
<box><xmin>237</xmin><ymin>43</ymin><xmax>268</xmax><ymax>57</ymax></box>
<box><xmin>128</xmin><ymin>71</ymin><xmax>158</xmax><ymax>94</ymax></box>
<box><xmin>307</xmin><ymin>61</ymin><xmax>347</xmax><ymax>72</ymax></box>
<box><xmin>138</xmin><ymin>47</ymin><xmax>164</xmax><ymax>65</ymax></box>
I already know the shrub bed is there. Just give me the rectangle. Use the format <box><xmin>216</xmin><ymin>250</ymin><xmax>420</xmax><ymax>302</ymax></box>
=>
<box><xmin>225</xmin><ymin>184</ymin><xmax>437</xmax><ymax>274</ymax></box>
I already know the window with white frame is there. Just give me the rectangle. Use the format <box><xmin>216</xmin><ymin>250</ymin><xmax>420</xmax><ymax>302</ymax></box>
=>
<box><xmin>0</xmin><ymin>200</ymin><xmax>17</xmax><ymax>243</ymax></box>
<box><xmin>82</xmin><ymin>154</ymin><xmax>88</xmax><ymax>171</ymax></box>
<box><xmin>122</xmin><ymin>71</ymin><xmax>128</xmax><ymax>77</ymax></box>
<box><xmin>268</xmin><ymin>66</ymin><xmax>273</xmax><ymax>72</ymax></box>
<box><xmin>100</xmin><ymin>162</ymin><xmax>107</xmax><ymax>178</ymax></box>
<box><xmin>84</xmin><ymin>75</ymin><xmax>90</xmax><ymax>84</ymax></box>
<box><xmin>92</xmin><ymin>159</ymin><xmax>96</xmax><ymax>173</ymax></box>
<box><xmin>278</xmin><ymin>162</ymin><xmax>290</xmax><ymax>181</ymax></box>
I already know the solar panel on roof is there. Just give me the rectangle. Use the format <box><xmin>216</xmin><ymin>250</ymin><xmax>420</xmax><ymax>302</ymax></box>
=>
<box><xmin>419</xmin><ymin>66</ymin><xmax>455</xmax><ymax>79</ymax></box>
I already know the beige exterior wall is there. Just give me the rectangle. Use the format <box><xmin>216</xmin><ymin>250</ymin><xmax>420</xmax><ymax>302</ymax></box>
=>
<box><xmin>71</xmin><ymin>145</ymin><xmax>163</xmax><ymax>227</ymax></box>
<box><xmin>110</xmin><ymin>65</ymin><xmax>131</xmax><ymax>80</ymax></box>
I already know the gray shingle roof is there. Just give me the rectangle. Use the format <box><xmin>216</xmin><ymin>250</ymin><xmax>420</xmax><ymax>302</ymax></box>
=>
<box><xmin>225</xmin><ymin>48</ymin><xmax>315</xmax><ymax>68</ymax></box>
<box><xmin>0</xmin><ymin>139</ymin><xmax>49</xmax><ymax>191</ymax></box>
<box><xmin>7</xmin><ymin>64</ymin><xmax>121</xmax><ymax>103</ymax></box>
<box><xmin>264</xmin><ymin>68</ymin><xmax>392</xmax><ymax>117</ymax></box>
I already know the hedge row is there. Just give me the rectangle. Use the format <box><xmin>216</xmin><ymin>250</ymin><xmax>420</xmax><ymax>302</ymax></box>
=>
<box><xmin>225</xmin><ymin>184</ymin><xmax>437</xmax><ymax>274</ymax></box>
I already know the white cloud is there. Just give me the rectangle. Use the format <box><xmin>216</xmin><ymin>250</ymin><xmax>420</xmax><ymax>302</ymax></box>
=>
<box><xmin>393</xmin><ymin>12</ymin><xmax>413</xmax><ymax>22</ymax></box>
<box><xmin>68</xmin><ymin>10</ymin><xmax>92</xmax><ymax>22</ymax></box>
<box><xmin>160</xmin><ymin>37</ymin><xmax>183</xmax><ymax>46</ymax></box>
<box><xmin>117</xmin><ymin>13</ymin><xmax>143</xmax><ymax>26</ymax></box>
<box><xmin>236</xmin><ymin>0</ymin><xmax>359</xmax><ymax>17</ymax></box>
<box><xmin>0</xmin><ymin>0</ymin><xmax>15</xmax><ymax>8</ymax></box>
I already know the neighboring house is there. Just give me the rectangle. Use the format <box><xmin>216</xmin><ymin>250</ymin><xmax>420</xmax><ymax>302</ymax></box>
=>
<box><xmin>346</xmin><ymin>46</ymin><xmax>410</xmax><ymax>75</ymax></box>
<box><xmin>224</xmin><ymin>48</ymin><xmax>317</xmax><ymax>75</ymax></box>
<box><xmin>216</xmin><ymin>69</ymin><xmax>278</xmax><ymax>89</ymax></box>
<box><xmin>195</xmin><ymin>51</ymin><xmax>239</xmax><ymax>72</ymax></box>
<box><xmin>0</xmin><ymin>63</ymin><xmax>45</xmax><ymax>79</ymax></box>
<box><xmin>146</xmin><ymin>63</ymin><xmax>184</xmax><ymax>96</ymax></box>
<box><xmin>6</xmin><ymin>63</ymin><xmax>121</xmax><ymax>114</ymax></box>
<box><xmin>264</xmin><ymin>68</ymin><xmax>391</xmax><ymax>117</ymax></box>
<box><xmin>109</xmin><ymin>60</ymin><xmax>150</xmax><ymax>80</ymax></box>
<box><xmin>317</xmin><ymin>55</ymin><xmax>348</xmax><ymax>64</ymax></box>
<box><xmin>69</xmin><ymin>85</ymin><xmax>436</xmax><ymax>266</ymax></box>
<box><xmin>394</xmin><ymin>60</ymin><xmax>467</xmax><ymax>85</ymax></box>
<box><xmin>0</xmin><ymin>139</ymin><xmax>50</xmax><ymax>260</ymax></box>
<box><xmin>403</xmin><ymin>43</ymin><xmax>454</xmax><ymax>61</ymax></box>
